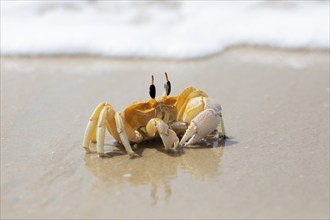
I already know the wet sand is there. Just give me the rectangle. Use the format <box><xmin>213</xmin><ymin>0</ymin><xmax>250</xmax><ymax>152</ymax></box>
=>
<box><xmin>1</xmin><ymin>47</ymin><xmax>329</xmax><ymax>219</ymax></box>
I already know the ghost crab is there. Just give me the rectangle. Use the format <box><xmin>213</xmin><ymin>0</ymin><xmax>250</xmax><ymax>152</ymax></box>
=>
<box><xmin>82</xmin><ymin>73</ymin><xmax>225</xmax><ymax>158</ymax></box>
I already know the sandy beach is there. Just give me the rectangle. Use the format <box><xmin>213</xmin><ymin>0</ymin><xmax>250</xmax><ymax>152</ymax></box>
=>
<box><xmin>1</xmin><ymin>47</ymin><xmax>329</xmax><ymax>219</ymax></box>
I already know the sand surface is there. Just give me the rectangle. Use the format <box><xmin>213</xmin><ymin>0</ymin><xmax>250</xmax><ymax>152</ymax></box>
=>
<box><xmin>1</xmin><ymin>47</ymin><xmax>329</xmax><ymax>219</ymax></box>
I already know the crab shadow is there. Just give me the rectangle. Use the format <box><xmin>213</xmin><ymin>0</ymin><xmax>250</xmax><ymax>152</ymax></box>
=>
<box><xmin>102</xmin><ymin>135</ymin><xmax>238</xmax><ymax>157</ymax></box>
<box><xmin>84</xmin><ymin>136</ymin><xmax>238</xmax><ymax>204</ymax></box>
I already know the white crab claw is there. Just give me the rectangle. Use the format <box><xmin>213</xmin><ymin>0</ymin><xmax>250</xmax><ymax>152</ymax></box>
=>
<box><xmin>146</xmin><ymin>118</ymin><xmax>179</xmax><ymax>151</ymax></box>
<box><xmin>180</xmin><ymin>109</ymin><xmax>219</xmax><ymax>146</ymax></box>
<box><xmin>161</xmin><ymin>129</ymin><xmax>180</xmax><ymax>151</ymax></box>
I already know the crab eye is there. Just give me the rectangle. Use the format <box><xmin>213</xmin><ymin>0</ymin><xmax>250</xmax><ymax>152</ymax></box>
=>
<box><xmin>164</xmin><ymin>72</ymin><xmax>171</xmax><ymax>95</ymax></box>
<box><xmin>149</xmin><ymin>75</ymin><xmax>156</xmax><ymax>99</ymax></box>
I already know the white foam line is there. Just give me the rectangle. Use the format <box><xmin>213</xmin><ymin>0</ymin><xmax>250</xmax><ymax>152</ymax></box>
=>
<box><xmin>1</xmin><ymin>1</ymin><xmax>329</xmax><ymax>58</ymax></box>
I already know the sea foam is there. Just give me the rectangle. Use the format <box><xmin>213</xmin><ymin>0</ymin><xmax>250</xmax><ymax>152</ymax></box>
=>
<box><xmin>1</xmin><ymin>1</ymin><xmax>329</xmax><ymax>58</ymax></box>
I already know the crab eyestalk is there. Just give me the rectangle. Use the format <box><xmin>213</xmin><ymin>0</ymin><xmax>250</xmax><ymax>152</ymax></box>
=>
<box><xmin>149</xmin><ymin>75</ymin><xmax>156</xmax><ymax>99</ymax></box>
<box><xmin>163</xmin><ymin>72</ymin><xmax>171</xmax><ymax>96</ymax></box>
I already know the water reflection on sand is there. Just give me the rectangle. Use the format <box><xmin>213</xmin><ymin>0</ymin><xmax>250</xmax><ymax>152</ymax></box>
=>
<box><xmin>84</xmin><ymin>139</ymin><xmax>225</xmax><ymax>204</ymax></box>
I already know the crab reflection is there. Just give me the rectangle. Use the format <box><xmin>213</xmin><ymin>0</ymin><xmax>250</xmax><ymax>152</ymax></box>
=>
<box><xmin>84</xmin><ymin>139</ymin><xmax>225</xmax><ymax>204</ymax></box>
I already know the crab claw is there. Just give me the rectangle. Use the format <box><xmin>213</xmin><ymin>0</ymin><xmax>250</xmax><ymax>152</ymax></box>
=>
<box><xmin>146</xmin><ymin>118</ymin><xmax>179</xmax><ymax>151</ymax></box>
<box><xmin>179</xmin><ymin>109</ymin><xmax>219</xmax><ymax>146</ymax></box>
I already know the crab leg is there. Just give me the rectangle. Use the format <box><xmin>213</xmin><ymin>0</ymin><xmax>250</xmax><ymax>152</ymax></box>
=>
<box><xmin>218</xmin><ymin>112</ymin><xmax>226</xmax><ymax>138</ymax></box>
<box><xmin>146</xmin><ymin>118</ymin><xmax>179</xmax><ymax>151</ymax></box>
<box><xmin>179</xmin><ymin>109</ymin><xmax>219</xmax><ymax>146</ymax></box>
<box><xmin>96</xmin><ymin>107</ymin><xmax>109</xmax><ymax>157</ymax></box>
<box><xmin>206</xmin><ymin>113</ymin><xmax>226</xmax><ymax>140</ymax></box>
<box><xmin>114</xmin><ymin>112</ymin><xmax>139</xmax><ymax>158</ymax></box>
<box><xmin>82</xmin><ymin>102</ymin><xmax>106</xmax><ymax>153</ymax></box>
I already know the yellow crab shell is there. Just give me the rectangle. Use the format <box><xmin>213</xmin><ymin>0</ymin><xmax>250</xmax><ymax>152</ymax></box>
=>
<box><xmin>124</xmin><ymin>86</ymin><xmax>208</xmax><ymax>128</ymax></box>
